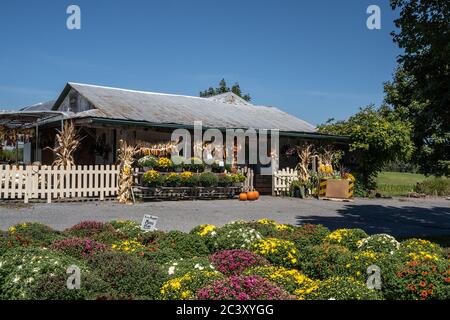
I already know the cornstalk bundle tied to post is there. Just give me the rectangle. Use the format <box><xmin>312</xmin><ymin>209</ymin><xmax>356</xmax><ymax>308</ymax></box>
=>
<box><xmin>47</xmin><ymin>121</ymin><xmax>80</xmax><ymax>167</ymax></box>
<box><xmin>117</xmin><ymin>139</ymin><xmax>139</xmax><ymax>204</ymax></box>
<box><xmin>294</xmin><ymin>143</ymin><xmax>315</xmax><ymax>183</ymax></box>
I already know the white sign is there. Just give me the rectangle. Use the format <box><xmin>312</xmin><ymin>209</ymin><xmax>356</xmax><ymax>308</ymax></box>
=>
<box><xmin>141</xmin><ymin>214</ymin><xmax>158</xmax><ymax>232</ymax></box>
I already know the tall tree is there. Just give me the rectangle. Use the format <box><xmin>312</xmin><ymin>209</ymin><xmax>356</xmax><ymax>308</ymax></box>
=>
<box><xmin>318</xmin><ymin>105</ymin><xmax>414</xmax><ymax>190</ymax></box>
<box><xmin>387</xmin><ymin>0</ymin><xmax>450</xmax><ymax>175</ymax></box>
<box><xmin>199</xmin><ymin>79</ymin><xmax>252</xmax><ymax>101</ymax></box>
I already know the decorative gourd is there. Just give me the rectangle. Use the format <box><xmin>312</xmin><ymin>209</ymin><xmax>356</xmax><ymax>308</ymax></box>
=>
<box><xmin>239</xmin><ymin>193</ymin><xmax>248</xmax><ymax>201</ymax></box>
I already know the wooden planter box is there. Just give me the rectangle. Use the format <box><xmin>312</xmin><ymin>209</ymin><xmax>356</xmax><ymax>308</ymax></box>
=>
<box><xmin>319</xmin><ymin>179</ymin><xmax>352</xmax><ymax>199</ymax></box>
<box><xmin>133</xmin><ymin>186</ymin><xmax>242</xmax><ymax>201</ymax></box>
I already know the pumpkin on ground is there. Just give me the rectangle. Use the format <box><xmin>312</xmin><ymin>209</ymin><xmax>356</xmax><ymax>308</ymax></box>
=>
<box><xmin>239</xmin><ymin>193</ymin><xmax>248</xmax><ymax>201</ymax></box>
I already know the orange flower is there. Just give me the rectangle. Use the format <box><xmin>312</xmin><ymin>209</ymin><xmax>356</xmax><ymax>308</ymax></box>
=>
<box><xmin>420</xmin><ymin>290</ymin><xmax>428</xmax><ymax>299</ymax></box>
<box><xmin>419</xmin><ymin>281</ymin><xmax>427</xmax><ymax>287</ymax></box>
<box><xmin>444</xmin><ymin>277</ymin><xmax>450</xmax><ymax>283</ymax></box>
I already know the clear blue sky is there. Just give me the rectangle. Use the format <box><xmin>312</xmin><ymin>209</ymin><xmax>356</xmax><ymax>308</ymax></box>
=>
<box><xmin>0</xmin><ymin>0</ymin><xmax>401</xmax><ymax>125</ymax></box>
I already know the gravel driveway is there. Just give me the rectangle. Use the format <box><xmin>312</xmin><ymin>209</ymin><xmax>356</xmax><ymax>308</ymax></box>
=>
<box><xmin>1</xmin><ymin>197</ymin><xmax>449</xmax><ymax>237</ymax></box>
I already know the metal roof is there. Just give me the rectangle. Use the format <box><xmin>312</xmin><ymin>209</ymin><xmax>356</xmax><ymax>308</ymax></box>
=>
<box><xmin>54</xmin><ymin>83</ymin><xmax>317</xmax><ymax>133</ymax></box>
<box><xmin>20</xmin><ymin>101</ymin><xmax>55</xmax><ymax>111</ymax></box>
<box><xmin>0</xmin><ymin>110</ymin><xmax>68</xmax><ymax>129</ymax></box>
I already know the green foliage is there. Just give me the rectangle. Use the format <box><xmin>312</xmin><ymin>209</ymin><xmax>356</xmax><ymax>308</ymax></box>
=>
<box><xmin>217</xmin><ymin>174</ymin><xmax>233</xmax><ymax>187</ymax></box>
<box><xmin>323</xmin><ymin>228</ymin><xmax>369</xmax><ymax>251</ymax></box>
<box><xmin>7</xmin><ymin>222</ymin><xmax>63</xmax><ymax>246</ymax></box>
<box><xmin>357</xmin><ymin>234</ymin><xmax>400</xmax><ymax>254</ymax></box>
<box><xmin>306</xmin><ymin>277</ymin><xmax>381</xmax><ymax>300</ymax></box>
<box><xmin>160</xmin><ymin>271</ymin><xmax>224</xmax><ymax>300</ymax></box>
<box><xmin>29</xmin><ymin>271</ymin><xmax>111</xmax><ymax>300</ymax></box>
<box><xmin>318</xmin><ymin>105</ymin><xmax>414</xmax><ymax>190</ymax></box>
<box><xmin>297</xmin><ymin>243</ymin><xmax>350</xmax><ymax>280</ymax></box>
<box><xmin>386</xmin><ymin>0</ymin><xmax>450</xmax><ymax>176</ymax></box>
<box><xmin>183</xmin><ymin>157</ymin><xmax>205</xmax><ymax>173</ymax></box>
<box><xmin>108</xmin><ymin>220</ymin><xmax>143</xmax><ymax>240</ymax></box>
<box><xmin>205</xmin><ymin>224</ymin><xmax>263</xmax><ymax>252</ymax></box>
<box><xmin>0</xmin><ymin>247</ymin><xmax>83</xmax><ymax>300</ymax></box>
<box><xmin>152</xmin><ymin>231</ymin><xmax>210</xmax><ymax>259</ymax></box>
<box><xmin>415</xmin><ymin>177</ymin><xmax>450</xmax><ymax>196</ymax></box>
<box><xmin>163</xmin><ymin>257</ymin><xmax>216</xmax><ymax>278</ymax></box>
<box><xmin>277</xmin><ymin>224</ymin><xmax>330</xmax><ymax>249</ymax></box>
<box><xmin>137</xmin><ymin>155</ymin><xmax>158</xmax><ymax>168</ymax></box>
<box><xmin>88</xmin><ymin>252</ymin><xmax>166</xmax><ymax>300</ymax></box>
<box><xmin>198</xmin><ymin>172</ymin><xmax>219</xmax><ymax>187</ymax></box>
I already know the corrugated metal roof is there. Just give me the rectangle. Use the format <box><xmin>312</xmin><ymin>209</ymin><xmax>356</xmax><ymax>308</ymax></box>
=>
<box><xmin>20</xmin><ymin>101</ymin><xmax>55</xmax><ymax>111</ymax></box>
<box><xmin>56</xmin><ymin>83</ymin><xmax>317</xmax><ymax>133</ymax></box>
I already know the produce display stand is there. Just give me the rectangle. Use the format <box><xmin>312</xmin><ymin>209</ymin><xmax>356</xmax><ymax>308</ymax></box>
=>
<box><xmin>133</xmin><ymin>186</ymin><xmax>242</xmax><ymax>201</ymax></box>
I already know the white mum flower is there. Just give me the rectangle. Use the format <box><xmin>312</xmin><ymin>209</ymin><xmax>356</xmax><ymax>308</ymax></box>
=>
<box><xmin>168</xmin><ymin>266</ymin><xmax>175</xmax><ymax>275</ymax></box>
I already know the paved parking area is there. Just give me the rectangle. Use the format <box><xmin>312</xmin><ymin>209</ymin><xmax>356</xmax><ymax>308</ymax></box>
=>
<box><xmin>0</xmin><ymin>197</ymin><xmax>449</xmax><ymax>237</ymax></box>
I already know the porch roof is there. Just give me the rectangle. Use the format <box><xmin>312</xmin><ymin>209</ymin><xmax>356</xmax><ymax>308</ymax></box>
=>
<box><xmin>0</xmin><ymin>110</ymin><xmax>69</xmax><ymax>129</ymax></box>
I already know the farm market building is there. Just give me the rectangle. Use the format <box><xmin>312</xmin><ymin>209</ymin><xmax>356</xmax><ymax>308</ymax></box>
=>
<box><xmin>0</xmin><ymin>83</ymin><xmax>348</xmax><ymax>193</ymax></box>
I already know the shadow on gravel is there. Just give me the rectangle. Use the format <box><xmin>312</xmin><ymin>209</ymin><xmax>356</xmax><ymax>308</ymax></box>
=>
<box><xmin>296</xmin><ymin>205</ymin><xmax>450</xmax><ymax>237</ymax></box>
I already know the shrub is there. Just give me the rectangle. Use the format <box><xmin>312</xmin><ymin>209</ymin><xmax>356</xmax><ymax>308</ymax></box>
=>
<box><xmin>137</xmin><ymin>155</ymin><xmax>158</xmax><ymax>168</ymax></box>
<box><xmin>0</xmin><ymin>247</ymin><xmax>83</xmax><ymax>300</ymax></box>
<box><xmin>88</xmin><ymin>252</ymin><xmax>166</xmax><ymax>299</ymax></box>
<box><xmin>307</xmin><ymin>277</ymin><xmax>381</xmax><ymax>300</ymax></box>
<box><xmin>183</xmin><ymin>157</ymin><xmax>205</xmax><ymax>173</ymax></box>
<box><xmin>65</xmin><ymin>221</ymin><xmax>115</xmax><ymax>239</ymax></box>
<box><xmin>336</xmin><ymin>250</ymin><xmax>385</xmax><ymax>282</ymax></box>
<box><xmin>111</xmin><ymin>239</ymin><xmax>146</xmax><ymax>254</ymax></box>
<box><xmin>278</xmin><ymin>224</ymin><xmax>330</xmax><ymax>249</ymax></box>
<box><xmin>243</xmin><ymin>266</ymin><xmax>318</xmax><ymax>299</ymax></box>
<box><xmin>297</xmin><ymin>243</ymin><xmax>350</xmax><ymax>280</ymax></box>
<box><xmin>243</xmin><ymin>219</ymin><xmax>295</xmax><ymax>238</ymax></box>
<box><xmin>357</xmin><ymin>234</ymin><xmax>400</xmax><ymax>254</ymax></box>
<box><xmin>382</xmin><ymin>257</ymin><xmax>450</xmax><ymax>300</ymax></box>
<box><xmin>142</xmin><ymin>170</ymin><xmax>163</xmax><ymax>187</ymax></box>
<box><xmin>415</xmin><ymin>177</ymin><xmax>450</xmax><ymax>196</ymax></box>
<box><xmin>252</xmin><ymin>238</ymin><xmax>299</xmax><ymax>268</ymax></box>
<box><xmin>160</xmin><ymin>271</ymin><xmax>224</xmax><ymax>300</ymax></box>
<box><xmin>109</xmin><ymin>220</ymin><xmax>142</xmax><ymax>240</ymax></box>
<box><xmin>154</xmin><ymin>231</ymin><xmax>210</xmax><ymax>259</ymax></box>
<box><xmin>398</xmin><ymin>239</ymin><xmax>446</xmax><ymax>260</ymax></box>
<box><xmin>206</xmin><ymin>225</ymin><xmax>262</xmax><ymax>252</ymax></box>
<box><xmin>197</xmin><ymin>275</ymin><xmax>294</xmax><ymax>300</ymax></box>
<box><xmin>190</xmin><ymin>224</ymin><xmax>217</xmax><ymax>237</ymax></box>
<box><xmin>210</xmin><ymin>250</ymin><xmax>270</xmax><ymax>276</ymax></box>
<box><xmin>324</xmin><ymin>228</ymin><xmax>369</xmax><ymax>250</ymax></box>
<box><xmin>164</xmin><ymin>173</ymin><xmax>181</xmax><ymax>187</ymax></box>
<box><xmin>8</xmin><ymin>222</ymin><xmax>63</xmax><ymax>246</ymax></box>
<box><xmin>199</xmin><ymin>172</ymin><xmax>218</xmax><ymax>187</ymax></box>
<box><xmin>50</xmin><ymin>238</ymin><xmax>109</xmax><ymax>259</ymax></box>
<box><xmin>164</xmin><ymin>257</ymin><xmax>216</xmax><ymax>278</ymax></box>
<box><xmin>230</xmin><ymin>173</ymin><xmax>246</xmax><ymax>183</ymax></box>
<box><xmin>1</xmin><ymin>233</ymin><xmax>34</xmax><ymax>257</ymax></box>
<box><xmin>28</xmin><ymin>271</ymin><xmax>111</xmax><ymax>300</ymax></box>
<box><xmin>217</xmin><ymin>174</ymin><xmax>233</xmax><ymax>187</ymax></box>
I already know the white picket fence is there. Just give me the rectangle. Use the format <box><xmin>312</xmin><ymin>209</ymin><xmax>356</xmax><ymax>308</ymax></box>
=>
<box><xmin>272</xmin><ymin>167</ymin><xmax>299</xmax><ymax>196</ymax></box>
<box><xmin>0</xmin><ymin>165</ymin><xmax>120</xmax><ymax>203</ymax></box>
<box><xmin>238</xmin><ymin>166</ymin><xmax>254</xmax><ymax>192</ymax></box>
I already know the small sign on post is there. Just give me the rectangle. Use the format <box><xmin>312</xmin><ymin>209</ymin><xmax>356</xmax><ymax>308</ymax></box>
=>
<box><xmin>141</xmin><ymin>214</ymin><xmax>158</xmax><ymax>232</ymax></box>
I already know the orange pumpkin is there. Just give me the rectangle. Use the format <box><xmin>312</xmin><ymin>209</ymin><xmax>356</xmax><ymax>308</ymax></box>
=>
<box><xmin>239</xmin><ymin>193</ymin><xmax>248</xmax><ymax>201</ymax></box>
<box><xmin>247</xmin><ymin>191</ymin><xmax>257</xmax><ymax>201</ymax></box>
<box><xmin>254</xmin><ymin>190</ymin><xmax>260</xmax><ymax>200</ymax></box>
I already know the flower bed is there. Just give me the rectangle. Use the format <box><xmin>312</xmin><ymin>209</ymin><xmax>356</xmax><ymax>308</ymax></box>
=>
<box><xmin>0</xmin><ymin>219</ymin><xmax>448</xmax><ymax>300</ymax></box>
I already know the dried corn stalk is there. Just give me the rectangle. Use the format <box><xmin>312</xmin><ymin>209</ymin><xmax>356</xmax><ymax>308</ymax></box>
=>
<box><xmin>117</xmin><ymin>139</ymin><xmax>139</xmax><ymax>204</ymax></box>
<box><xmin>48</xmin><ymin>121</ymin><xmax>80</xmax><ymax>167</ymax></box>
<box><xmin>295</xmin><ymin>144</ymin><xmax>315</xmax><ymax>183</ymax></box>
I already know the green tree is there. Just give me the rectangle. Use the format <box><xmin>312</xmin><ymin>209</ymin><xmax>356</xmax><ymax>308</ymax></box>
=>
<box><xmin>199</xmin><ymin>79</ymin><xmax>251</xmax><ymax>101</ymax></box>
<box><xmin>318</xmin><ymin>105</ymin><xmax>414</xmax><ymax>189</ymax></box>
<box><xmin>386</xmin><ymin>0</ymin><xmax>450</xmax><ymax>176</ymax></box>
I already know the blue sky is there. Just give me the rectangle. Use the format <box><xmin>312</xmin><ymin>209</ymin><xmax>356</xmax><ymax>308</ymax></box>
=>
<box><xmin>0</xmin><ymin>0</ymin><xmax>401</xmax><ymax>125</ymax></box>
